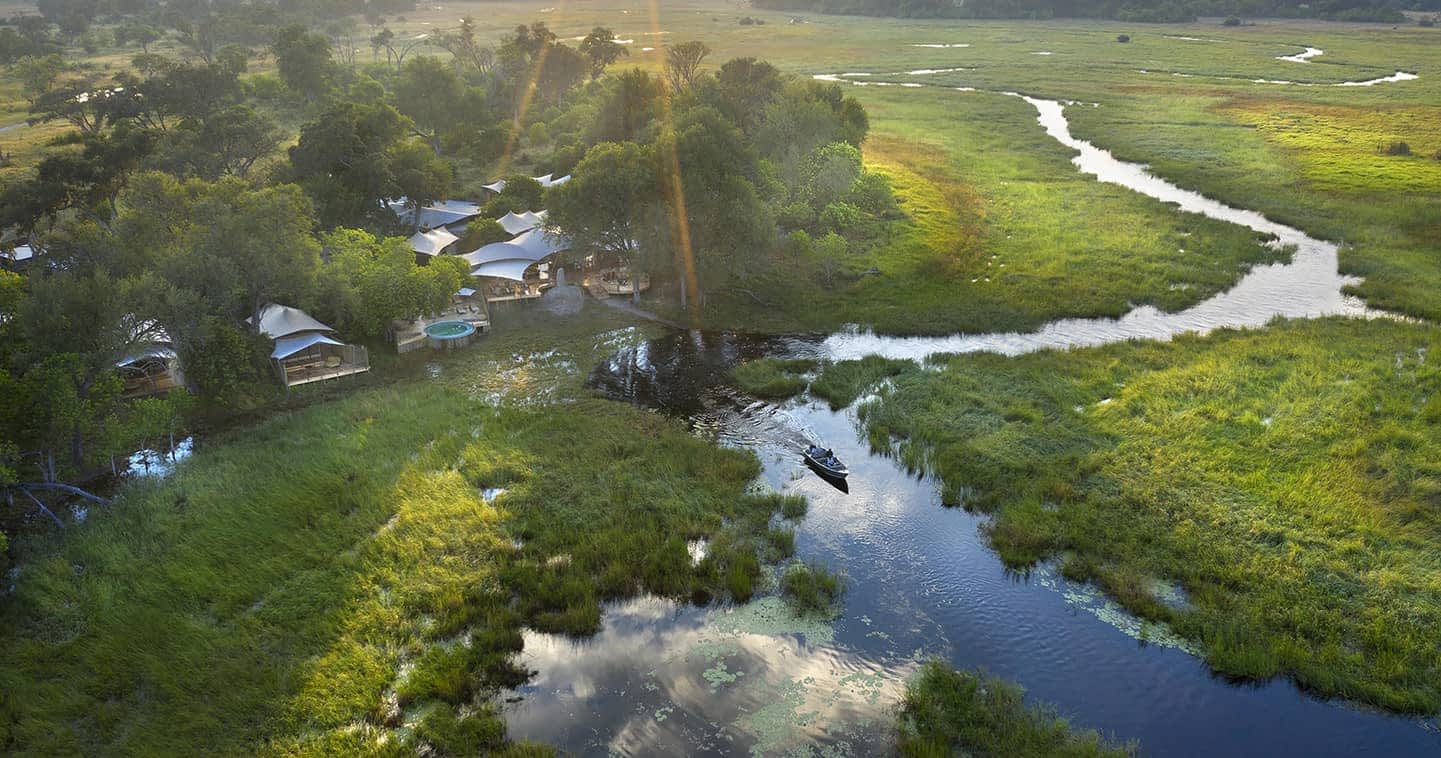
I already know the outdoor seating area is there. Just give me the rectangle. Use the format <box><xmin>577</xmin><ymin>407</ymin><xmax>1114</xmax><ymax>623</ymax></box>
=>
<box><xmin>276</xmin><ymin>340</ymin><xmax>371</xmax><ymax>387</ymax></box>
<box><xmin>584</xmin><ymin>268</ymin><xmax>651</xmax><ymax>298</ymax></box>
<box><xmin>253</xmin><ymin>303</ymin><xmax>370</xmax><ymax>387</ymax></box>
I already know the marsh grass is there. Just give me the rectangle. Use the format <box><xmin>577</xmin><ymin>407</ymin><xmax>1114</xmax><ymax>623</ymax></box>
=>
<box><xmin>833</xmin><ymin>318</ymin><xmax>1441</xmax><ymax>712</ymax></box>
<box><xmin>0</xmin><ymin>367</ymin><xmax>799</xmax><ymax>754</ymax></box>
<box><xmin>780</xmin><ymin>560</ymin><xmax>845</xmax><ymax>618</ymax></box>
<box><xmin>808</xmin><ymin>355</ymin><xmax>913</xmax><ymax>408</ymax></box>
<box><xmin>730</xmin><ymin>358</ymin><xmax>819</xmax><ymax>399</ymax></box>
<box><xmin>898</xmin><ymin>661</ymin><xmax>1134</xmax><ymax>757</ymax></box>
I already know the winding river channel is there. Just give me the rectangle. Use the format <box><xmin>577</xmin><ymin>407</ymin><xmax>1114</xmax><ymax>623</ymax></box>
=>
<box><xmin>501</xmin><ymin>74</ymin><xmax>1439</xmax><ymax>755</ymax></box>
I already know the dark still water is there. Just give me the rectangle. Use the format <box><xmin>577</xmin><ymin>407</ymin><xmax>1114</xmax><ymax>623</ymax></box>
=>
<box><xmin>500</xmin><ymin>330</ymin><xmax>1440</xmax><ymax>756</ymax></box>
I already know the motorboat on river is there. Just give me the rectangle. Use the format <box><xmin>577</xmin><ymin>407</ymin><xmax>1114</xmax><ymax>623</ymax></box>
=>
<box><xmin>804</xmin><ymin>444</ymin><xmax>849</xmax><ymax>478</ymax></box>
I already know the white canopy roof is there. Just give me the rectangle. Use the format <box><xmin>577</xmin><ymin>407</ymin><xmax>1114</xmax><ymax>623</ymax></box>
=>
<box><xmin>480</xmin><ymin>174</ymin><xmax>573</xmax><ymax>194</ymax></box>
<box><xmin>117</xmin><ymin>345</ymin><xmax>176</xmax><ymax>368</ymax></box>
<box><xmin>472</xmin><ymin>258</ymin><xmax>535</xmax><ymax>282</ymax></box>
<box><xmin>251</xmin><ymin>304</ymin><xmax>333</xmax><ymax>339</ymax></box>
<box><xmin>511</xmin><ymin>227</ymin><xmax>570</xmax><ymax>258</ymax></box>
<box><xmin>497</xmin><ymin>210</ymin><xmax>543</xmax><ymax>236</ymax></box>
<box><xmin>408</xmin><ymin>228</ymin><xmax>459</xmax><ymax>256</ymax></box>
<box><xmin>460</xmin><ymin>230</ymin><xmax>568</xmax><ymax>272</ymax></box>
<box><xmin>271</xmin><ymin>333</ymin><xmax>345</xmax><ymax>360</ymax></box>
<box><xmin>4</xmin><ymin>245</ymin><xmax>34</xmax><ymax>263</ymax></box>
<box><xmin>461</xmin><ymin>242</ymin><xmax>530</xmax><ymax>268</ymax></box>
<box><xmin>388</xmin><ymin>199</ymin><xmax>483</xmax><ymax>231</ymax></box>
<box><xmin>456</xmin><ymin>287</ymin><xmax>477</xmax><ymax>297</ymax></box>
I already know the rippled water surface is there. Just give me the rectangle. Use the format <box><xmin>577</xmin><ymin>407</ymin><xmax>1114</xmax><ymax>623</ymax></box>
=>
<box><xmin>503</xmin><ymin>58</ymin><xmax>1437</xmax><ymax>755</ymax></box>
<box><xmin>501</xmin><ymin>332</ymin><xmax>1441</xmax><ymax>756</ymax></box>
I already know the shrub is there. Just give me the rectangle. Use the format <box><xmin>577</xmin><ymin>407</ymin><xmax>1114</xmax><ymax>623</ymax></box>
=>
<box><xmin>1223</xmin><ymin>16</ymin><xmax>1242</xmax><ymax>26</ymax></box>
<box><xmin>1116</xmin><ymin>34</ymin><xmax>1130</xmax><ymax>43</ymax></box>
<box><xmin>1381</xmin><ymin>141</ymin><xmax>1412</xmax><ymax>156</ymax></box>
<box><xmin>1418</xmin><ymin>16</ymin><xmax>1435</xmax><ymax>27</ymax></box>
<box><xmin>781</xmin><ymin>560</ymin><xmax>844</xmax><ymax>617</ymax></box>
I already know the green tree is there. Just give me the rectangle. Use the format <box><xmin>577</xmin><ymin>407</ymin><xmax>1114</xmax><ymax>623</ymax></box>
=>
<box><xmin>313</xmin><ymin>229</ymin><xmax>469</xmax><ymax>337</ymax></box>
<box><xmin>395</xmin><ymin>56</ymin><xmax>468</xmax><ymax>153</ymax></box>
<box><xmin>549</xmin><ymin>141</ymin><xmax>661</xmax><ymax>304</ymax></box>
<box><xmin>578</xmin><ymin>26</ymin><xmax>627</xmax><ymax>81</ymax></box>
<box><xmin>664</xmin><ymin>40</ymin><xmax>710</xmax><ymax>92</ymax></box>
<box><xmin>482</xmin><ymin>174</ymin><xmax>544</xmax><ymax>216</ymax></box>
<box><xmin>286</xmin><ymin>101</ymin><xmax>411</xmax><ymax>228</ymax></box>
<box><xmin>591</xmin><ymin>68</ymin><xmax>663</xmax><ymax>144</ymax></box>
<box><xmin>272</xmin><ymin>24</ymin><xmax>335</xmax><ymax>101</ymax></box>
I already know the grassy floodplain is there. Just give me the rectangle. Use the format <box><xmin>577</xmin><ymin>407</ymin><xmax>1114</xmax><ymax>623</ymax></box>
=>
<box><xmin>818</xmin><ymin>317</ymin><xmax>1441</xmax><ymax>712</ymax></box>
<box><xmin>0</xmin><ymin>306</ymin><xmax>808</xmax><ymax>755</ymax></box>
<box><xmin>5</xmin><ymin>1</ymin><xmax>1441</xmax><ymax>752</ymax></box>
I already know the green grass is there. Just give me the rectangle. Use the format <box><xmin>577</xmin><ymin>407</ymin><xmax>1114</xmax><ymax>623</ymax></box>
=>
<box><xmin>779</xmin><ymin>560</ymin><xmax>845</xmax><ymax>617</ymax></box>
<box><xmin>898</xmin><ymin>661</ymin><xmax>1134</xmax><ymax>758</ymax></box>
<box><xmin>730</xmin><ymin>357</ymin><xmax>819</xmax><ymax>400</ymax></box>
<box><xmin>808</xmin><ymin>355</ymin><xmax>914</xmax><ymax>408</ymax></box>
<box><xmin>828</xmin><ymin>317</ymin><xmax>1441</xmax><ymax>712</ymax></box>
<box><xmin>0</xmin><ymin>308</ymin><xmax>799</xmax><ymax>755</ymax></box>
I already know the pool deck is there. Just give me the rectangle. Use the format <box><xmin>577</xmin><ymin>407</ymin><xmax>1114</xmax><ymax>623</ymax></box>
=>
<box><xmin>394</xmin><ymin>309</ymin><xmax>490</xmax><ymax>354</ymax></box>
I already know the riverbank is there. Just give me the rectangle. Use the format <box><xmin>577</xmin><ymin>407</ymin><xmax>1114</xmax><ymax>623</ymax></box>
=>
<box><xmin>0</xmin><ymin>309</ymin><xmax>805</xmax><ymax>755</ymax></box>
<box><xmin>815</xmin><ymin>316</ymin><xmax>1441</xmax><ymax>712</ymax></box>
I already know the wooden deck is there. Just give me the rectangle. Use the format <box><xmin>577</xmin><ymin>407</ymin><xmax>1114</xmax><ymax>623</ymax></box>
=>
<box><xmin>283</xmin><ymin>362</ymin><xmax>371</xmax><ymax>386</ymax></box>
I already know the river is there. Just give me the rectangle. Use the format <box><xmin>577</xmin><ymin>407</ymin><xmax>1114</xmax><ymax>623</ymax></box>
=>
<box><xmin>500</xmin><ymin>76</ymin><xmax>1438</xmax><ymax>755</ymax></box>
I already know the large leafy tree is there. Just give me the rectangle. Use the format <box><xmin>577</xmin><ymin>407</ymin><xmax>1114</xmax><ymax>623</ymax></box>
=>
<box><xmin>285</xmin><ymin>101</ymin><xmax>412</xmax><ymax>229</ymax></box>
<box><xmin>272</xmin><ymin>24</ymin><xmax>335</xmax><ymax>101</ymax></box>
<box><xmin>549</xmin><ymin>141</ymin><xmax>662</xmax><ymax>304</ymax></box>
<box><xmin>394</xmin><ymin>55</ymin><xmax>477</xmax><ymax>153</ymax></box>
<box><xmin>578</xmin><ymin>26</ymin><xmax>627</xmax><ymax>81</ymax></box>
<box><xmin>313</xmin><ymin>229</ymin><xmax>468</xmax><ymax>338</ymax></box>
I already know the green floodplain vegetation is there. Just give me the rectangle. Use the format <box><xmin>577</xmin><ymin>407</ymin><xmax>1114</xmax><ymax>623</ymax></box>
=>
<box><xmin>3</xmin><ymin>1</ymin><xmax>1441</xmax><ymax>754</ymax></box>
<box><xmin>0</xmin><ymin>305</ymin><xmax>808</xmax><ymax>755</ymax></box>
<box><xmin>819</xmin><ymin>317</ymin><xmax>1441</xmax><ymax>712</ymax></box>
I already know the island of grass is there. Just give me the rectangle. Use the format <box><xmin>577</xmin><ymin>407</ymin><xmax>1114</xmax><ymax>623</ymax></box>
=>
<box><xmin>898</xmin><ymin>662</ymin><xmax>1134</xmax><ymax>757</ymax></box>
<box><xmin>820</xmin><ymin>317</ymin><xmax>1441</xmax><ymax>712</ymax></box>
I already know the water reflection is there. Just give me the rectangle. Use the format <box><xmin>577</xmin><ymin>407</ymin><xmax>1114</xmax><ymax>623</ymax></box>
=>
<box><xmin>505</xmin><ymin>336</ymin><xmax>1441</xmax><ymax>756</ymax></box>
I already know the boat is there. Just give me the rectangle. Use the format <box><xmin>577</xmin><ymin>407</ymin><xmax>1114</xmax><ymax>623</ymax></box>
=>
<box><xmin>804</xmin><ymin>444</ymin><xmax>849</xmax><ymax>478</ymax></box>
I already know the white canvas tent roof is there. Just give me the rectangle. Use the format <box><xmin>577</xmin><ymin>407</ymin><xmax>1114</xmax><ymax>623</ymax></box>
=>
<box><xmin>408</xmin><ymin>228</ymin><xmax>459</xmax><ymax>256</ymax></box>
<box><xmin>496</xmin><ymin>210</ymin><xmax>543</xmax><ymax>236</ymax></box>
<box><xmin>480</xmin><ymin>174</ymin><xmax>572</xmax><ymax>194</ymax></box>
<box><xmin>271</xmin><ymin>333</ymin><xmax>345</xmax><ymax>360</ymax></box>
<box><xmin>251</xmin><ymin>304</ymin><xmax>333</xmax><ymax>339</ymax></box>
<box><xmin>4</xmin><ymin>245</ymin><xmax>34</xmax><ymax>263</ymax></box>
<box><xmin>460</xmin><ymin>229</ymin><xmax>569</xmax><ymax>274</ymax></box>
<box><xmin>117</xmin><ymin>345</ymin><xmax>177</xmax><ymax>368</ymax></box>
<box><xmin>472</xmin><ymin>258</ymin><xmax>535</xmax><ymax>282</ymax></box>
<box><xmin>460</xmin><ymin>242</ymin><xmax>531</xmax><ymax>268</ymax></box>
<box><xmin>388</xmin><ymin>199</ymin><xmax>483</xmax><ymax>231</ymax></box>
<box><xmin>511</xmin><ymin>228</ymin><xmax>570</xmax><ymax>258</ymax></box>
